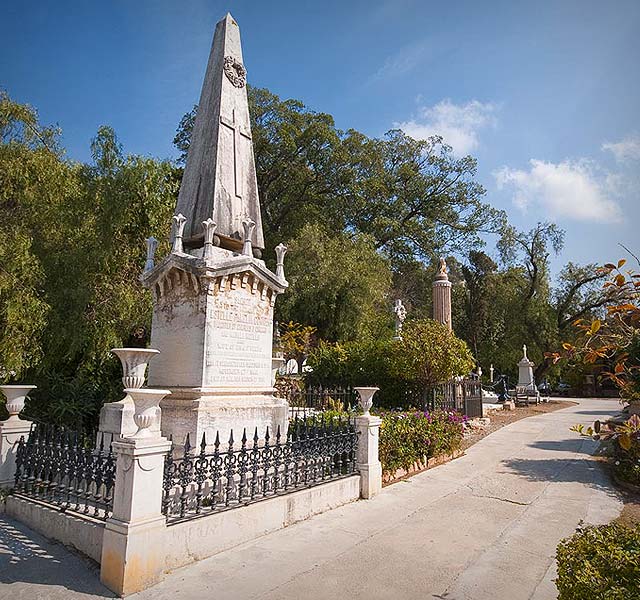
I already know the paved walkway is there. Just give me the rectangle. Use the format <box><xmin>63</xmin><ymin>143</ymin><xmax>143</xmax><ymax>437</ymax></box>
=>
<box><xmin>0</xmin><ymin>398</ymin><xmax>624</xmax><ymax>600</ymax></box>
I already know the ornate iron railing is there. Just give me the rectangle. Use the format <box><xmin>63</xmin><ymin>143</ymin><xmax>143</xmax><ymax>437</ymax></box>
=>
<box><xmin>425</xmin><ymin>378</ymin><xmax>483</xmax><ymax>419</ymax></box>
<box><xmin>162</xmin><ymin>414</ymin><xmax>358</xmax><ymax>524</ymax></box>
<box><xmin>14</xmin><ymin>423</ymin><xmax>115</xmax><ymax>521</ymax></box>
<box><xmin>285</xmin><ymin>385</ymin><xmax>357</xmax><ymax>411</ymax></box>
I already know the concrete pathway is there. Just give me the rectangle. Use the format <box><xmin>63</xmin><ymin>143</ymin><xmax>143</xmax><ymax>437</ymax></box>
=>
<box><xmin>0</xmin><ymin>398</ymin><xmax>624</xmax><ymax>600</ymax></box>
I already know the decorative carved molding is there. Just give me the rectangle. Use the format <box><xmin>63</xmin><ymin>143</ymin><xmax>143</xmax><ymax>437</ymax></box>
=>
<box><xmin>223</xmin><ymin>56</ymin><xmax>246</xmax><ymax>88</ymax></box>
<box><xmin>153</xmin><ymin>267</ymin><xmax>200</xmax><ymax>303</ymax></box>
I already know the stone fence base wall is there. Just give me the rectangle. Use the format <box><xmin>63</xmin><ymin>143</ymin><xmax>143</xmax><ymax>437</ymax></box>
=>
<box><xmin>162</xmin><ymin>474</ymin><xmax>360</xmax><ymax>573</ymax></box>
<box><xmin>6</xmin><ymin>495</ymin><xmax>104</xmax><ymax>563</ymax></box>
<box><xmin>5</xmin><ymin>475</ymin><xmax>359</xmax><ymax>585</ymax></box>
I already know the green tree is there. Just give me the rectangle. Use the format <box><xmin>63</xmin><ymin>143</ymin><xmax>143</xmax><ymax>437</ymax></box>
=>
<box><xmin>276</xmin><ymin>223</ymin><xmax>392</xmax><ymax>341</ymax></box>
<box><xmin>0</xmin><ymin>92</ymin><xmax>180</xmax><ymax>428</ymax></box>
<box><xmin>391</xmin><ymin>319</ymin><xmax>475</xmax><ymax>388</ymax></box>
<box><xmin>174</xmin><ymin>88</ymin><xmax>506</xmax><ymax>267</ymax></box>
<box><xmin>1</xmin><ymin>92</ymin><xmax>64</xmax><ymax>380</ymax></box>
<box><xmin>278</xmin><ymin>321</ymin><xmax>317</xmax><ymax>371</ymax></box>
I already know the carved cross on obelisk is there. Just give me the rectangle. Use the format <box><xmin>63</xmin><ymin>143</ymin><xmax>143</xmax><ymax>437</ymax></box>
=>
<box><xmin>219</xmin><ymin>109</ymin><xmax>252</xmax><ymax>199</ymax></box>
<box><xmin>174</xmin><ymin>13</ymin><xmax>264</xmax><ymax>253</ymax></box>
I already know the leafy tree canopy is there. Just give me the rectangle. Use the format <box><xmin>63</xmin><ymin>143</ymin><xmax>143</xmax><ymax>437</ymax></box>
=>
<box><xmin>174</xmin><ymin>87</ymin><xmax>507</xmax><ymax>267</ymax></box>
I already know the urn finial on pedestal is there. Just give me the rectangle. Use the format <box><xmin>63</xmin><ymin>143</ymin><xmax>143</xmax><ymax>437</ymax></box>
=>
<box><xmin>241</xmin><ymin>218</ymin><xmax>256</xmax><ymax>256</ymax></box>
<box><xmin>354</xmin><ymin>387</ymin><xmax>379</xmax><ymax>416</ymax></box>
<box><xmin>275</xmin><ymin>243</ymin><xmax>288</xmax><ymax>281</ymax></box>
<box><xmin>171</xmin><ymin>214</ymin><xmax>187</xmax><ymax>254</ymax></box>
<box><xmin>202</xmin><ymin>219</ymin><xmax>217</xmax><ymax>260</ymax></box>
<box><xmin>124</xmin><ymin>388</ymin><xmax>171</xmax><ymax>439</ymax></box>
<box><xmin>144</xmin><ymin>237</ymin><xmax>158</xmax><ymax>273</ymax></box>
<box><xmin>111</xmin><ymin>348</ymin><xmax>160</xmax><ymax>389</ymax></box>
<box><xmin>0</xmin><ymin>385</ymin><xmax>36</xmax><ymax>422</ymax></box>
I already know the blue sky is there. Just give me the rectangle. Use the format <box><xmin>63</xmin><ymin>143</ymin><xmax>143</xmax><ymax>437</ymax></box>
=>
<box><xmin>2</xmin><ymin>0</ymin><xmax>639</xmax><ymax>274</ymax></box>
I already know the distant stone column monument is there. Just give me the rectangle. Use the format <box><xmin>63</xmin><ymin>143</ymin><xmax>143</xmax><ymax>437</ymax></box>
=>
<box><xmin>141</xmin><ymin>14</ymin><xmax>288</xmax><ymax>445</ymax></box>
<box><xmin>433</xmin><ymin>257</ymin><xmax>452</xmax><ymax>330</ymax></box>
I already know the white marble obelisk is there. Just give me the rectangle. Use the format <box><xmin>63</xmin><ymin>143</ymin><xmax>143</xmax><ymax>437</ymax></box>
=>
<box><xmin>142</xmin><ymin>14</ymin><xmax>288</xmax><ymax>446</ymax></box>
<box><xmin>433</xmin><ymin>258</ymin><xmax>452</xmax><ymax>330</ymax></box>
<box><xmin>174</xmin><ymin>14</ymin><xmax>264</xmax><ymax>254</ymax></box>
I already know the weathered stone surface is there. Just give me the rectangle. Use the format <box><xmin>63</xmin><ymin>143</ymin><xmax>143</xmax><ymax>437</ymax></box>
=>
<box><xmin>142</xmin><ymin>247</ymin><xmax>288</xmax><ymax>444</ymax></box>
<box><xmin>5</xmin><ymin>496</ymin><xmax>104</xmax><ymax>562</ymax></box>
<box><xmin>140</xmin><ymin>12</ymin><xmax>289</xmax><ymax>452</ymax></box>
<box><xmin>174</xmin><ymin>13</ymin><xmax>263</xmax><ymax>251</ymax></box>
<box><xmin>100</xmin><ymin>435</ymin><xmax>172</xmax><ymax>596</ymax></box>
<box><xmin>355</xmin><ymin>414</ymin><xmax>382</xmax><ymax>499</ymax></box>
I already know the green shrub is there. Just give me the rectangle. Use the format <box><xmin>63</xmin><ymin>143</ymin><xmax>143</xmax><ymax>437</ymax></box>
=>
<box><xmin>572</xmin><ymin>415</ymin><xmax>640</xmax><ymax>486</ymax></box>
<box><xmin>379</xmin><ymin>410</ymin><xmax>465</xmax><ymax>477</ymax></box>
<box><xmin>306</xmin><ymin>319</ymin><xmax>475</xmax><ymax>409</ymax></box>
<box><xmin>555</xmin><ymin>522</ymin><xmax>640</xmax><ymax>600</ymax></box>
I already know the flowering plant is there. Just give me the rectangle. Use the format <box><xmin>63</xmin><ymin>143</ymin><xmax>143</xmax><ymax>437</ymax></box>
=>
<box><xmin>379</xmin><ymin>409</ymin><xmax>464</xmax><ymax>478</ymax></box>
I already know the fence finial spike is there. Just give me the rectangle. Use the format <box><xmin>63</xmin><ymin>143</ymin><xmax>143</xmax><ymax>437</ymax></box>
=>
<box><xmin>200</xmin><ymin>432</ymin><xmax>207</xmax><ymax>451</ymax></box>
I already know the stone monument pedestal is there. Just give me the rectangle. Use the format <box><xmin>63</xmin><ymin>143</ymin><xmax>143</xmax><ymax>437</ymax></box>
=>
<box><xmin>142</xmin><ymin>246</ymin><xmax>288</xmax><ymax>446</ymax></box>
<box><xmin>517</xmin><ymin>345</ymin><xmax>538</xmax><ymax>393</ymax></box>
<box><xmin>0</xmin><ymin>419</ymin><xmax>32</xmax><ymax>488</ymax></box>
<box><xmin>139</xmin><ymin>13</ymin><xmax>289</xmax><ymax>448</ymax></box>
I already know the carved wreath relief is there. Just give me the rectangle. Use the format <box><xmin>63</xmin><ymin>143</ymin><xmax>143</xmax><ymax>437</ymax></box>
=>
<box><xmin>224</xmin><ymin>56</ymin><xmax>247</xmax><ymax>88</ymax></box>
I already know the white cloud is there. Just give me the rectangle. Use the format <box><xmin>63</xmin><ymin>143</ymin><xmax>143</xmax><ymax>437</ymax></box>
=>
<box><xmin>396</xmin><ymin>99</ymin><xmax>497</xmax><ymax>156</ymax></box>
<box><xmin>370</xmin><ymin>41</ymin><xmax>431</xmax><ymax>83</ymax></box>
<box><xmin>601</xmin><ymin>135</ymin><xmax>640</xmax><ymax>162</ymax></box>
<box><xmin>494</xmin><ymin>159</ymin><xmax>623</xmax><ymax>223</ymax></box>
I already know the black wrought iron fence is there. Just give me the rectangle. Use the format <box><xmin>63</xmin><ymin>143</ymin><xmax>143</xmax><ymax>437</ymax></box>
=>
<box><xmin>285</xmin><ymin>385</ymin><xmax>357</xmax><ymax>411</ymax></box>
<box><xmin>425</xmin><ymin>378</ymin><xmax>483</xmax><ymax>419</ymax></box>
<box><xmin>14</xmin><ymin>423</ymin><xmax>115</xmax><ymax>521</ymax></box>
<box><xmin>162</xmin><ymin>414</ymin><xmax>359</xmax><ymax>524</ymax></box>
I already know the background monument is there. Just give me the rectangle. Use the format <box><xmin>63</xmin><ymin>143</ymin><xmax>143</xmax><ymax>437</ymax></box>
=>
<box><xmin>433</xmin><ymin>257</ymin><xmax>452</xmax><ymax>330</ymax></box>
<box><xmin>517</xmin><ymin>344</ymin><xmax>539</xmax><ymax>399</ymax></box>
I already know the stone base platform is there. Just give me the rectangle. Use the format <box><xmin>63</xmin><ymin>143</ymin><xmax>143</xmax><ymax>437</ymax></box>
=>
<box><xmin>160</xmin><ymin>387</ymin><xmax>289</xmax><ymax>447</ymax></box>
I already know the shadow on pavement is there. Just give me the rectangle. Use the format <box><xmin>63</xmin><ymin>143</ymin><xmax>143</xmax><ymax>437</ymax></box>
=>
<box><xmin>527</xmin><ymin>439</ymin><xmax>594</xmax><ymax>454</ymax></box>
<box><xmin>501</xmin><ymin>457</ymin><xmax>617</xmax><ymax>497</ymax></box>
<box><xmin>572</xmin><ymin>409</ymin><xmax>624</xmax><ymax>416</ymax></box>
<box><xmin>0</xmin><ymin>515</ymin><xmax>114</xmax><ymax>598</ymax></box>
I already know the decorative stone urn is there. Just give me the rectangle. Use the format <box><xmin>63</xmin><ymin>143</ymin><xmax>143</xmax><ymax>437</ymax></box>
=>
<box><xmin>0</xmin><ymin>385</ymin><xmax>36</xmax><ymax>421</ymax></box>
<box><xmin>111</xmin><ymin>348</ymin><xmax>160</xmax><ymax>389</ymax></box>
<box><xmin>354</xmin><ymin>387</ymin><xmax>379</xmax><ymax>416</ymax></box>
<box><xmin>125</xmin><ymin>388</ymin><xmax>171</xmax><ymax>439</ymax></box>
